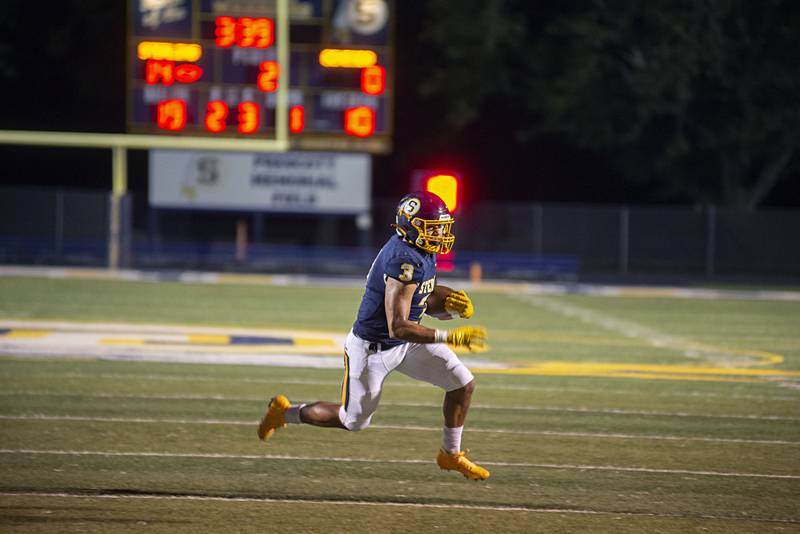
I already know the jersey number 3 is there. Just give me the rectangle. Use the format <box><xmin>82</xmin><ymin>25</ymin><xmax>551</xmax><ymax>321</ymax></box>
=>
<box><xmin>398</xmin><ymin>263</ymin><xmax>414</xmax><ymax>282</ymax></box>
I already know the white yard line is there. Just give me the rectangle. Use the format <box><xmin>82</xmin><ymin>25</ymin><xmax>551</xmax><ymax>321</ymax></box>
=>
<box><xmin>513</xmin><ymin>294</ymin><xmax>768</xmax><ymax>367</ymax></box>
<box><xmin>0</xmin><ymin>449</ymin><xmax>798</xmax><ymax>480</ymax></box>
<box><xmin>4</xmin><ymin>371</ymin><xmax>799</xmax><ymax>401</ymax></box>
<box><xmin>1</xmin><ymin>413</ymin><xmax>797</xmax><ymax>446</ymax></box>
<box><xmin>1</xmin><ymin>391</ymin><xmax>797</xmax><ymax>422</ymax></box>
<box><xmin>2</xmin><ymin>491</ymin><xmax>799</xmax><ymax>525</ymax></box>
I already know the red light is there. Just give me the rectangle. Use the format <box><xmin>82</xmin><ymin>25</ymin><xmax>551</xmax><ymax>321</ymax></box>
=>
<box><xmin>290</xmin><ymin>105</ymin><xmax>305</xmax><ymax>133</ymax></box>
<box><xmin>424</xmin><ymin>174</ymin><xmax>459</xmax><ymax>212</ymax></box>
<box><xmin>361</xmin><ymin>65</ymin><xmax>385</xmax><ymax>95</ymax></box>
<box><xmin>238</xmin><ymin>102</ymin><xmax>260</xmax><ymax>134</ymax></box>
<box><xmin>145</xmin><ymin>60</ymin><xmax>174</xmax><ymax>86</ymax></box>
<box><xmin>215</xmin><ymin>16</ymin><xmax>236</xmax><ymax>48</ymax></box>
<box><xmin>344</xmin><ymin>106</ymin><xmax>375</xmax><ymax>137</ymax></box>
<box><xmin>175</xmin><ymin>64</ymin><xmax>203</xmax><ymax>84</ymax></box>
<box><xmin>437</xmin><ymin>251</ymin><xmax>455</xmax><ymax>272</ymax></box>
<box><xmin>205</xmin><ymin>101</ymin><xmax>229</xmax><ymax>133</ymax></box>
<box><xmin>157</xmin><ymin>99</ymin><xmax>186</xmax><ymax>131</ymax></box>
<box><xmin>216</xmin><ymin>16</ymin><xmax>274</xmax><ymax>49</ymax></box>
<box><xmin>257</xmin><ymin>61</ymin><xmax>280</xmax><ymax>92</ymax></box>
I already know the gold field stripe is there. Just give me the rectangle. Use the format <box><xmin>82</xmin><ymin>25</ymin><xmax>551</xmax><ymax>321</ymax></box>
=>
<box><xmin>99</xmin><ymin>338</ymin><xmax>146</xmax><ymax>346</ymax></box>
<box><xmin>294</xmin><ymin>337</ymin><xmax>338</xmax><ymax>346</ymax></box>
<box><xmin>2</xmin><ymin>330</ymin><xmax>50</xmax><ymax>338</ymax></box>
<box><xmin>187</xmin><ymin>335</ymin><xmax>230</xmax><ymax>344</ymax></box>
<box><xmin>472</xmin><ymin>361</ymin><xmax>800</xmax><ymax>382</ymax></box>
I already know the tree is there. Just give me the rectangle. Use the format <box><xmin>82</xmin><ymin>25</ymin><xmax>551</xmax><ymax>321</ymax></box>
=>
<box><xmin>419</xmin><ymin>0</ymin><xmax>800</xmax><ymax>207</ymax></box>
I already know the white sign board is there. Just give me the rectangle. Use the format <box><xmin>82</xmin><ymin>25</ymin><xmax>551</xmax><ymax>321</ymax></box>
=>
<box><xmin>149</xmin><ymin>150</ymin><xmax>371</xmax><ymax>213</ymax></box>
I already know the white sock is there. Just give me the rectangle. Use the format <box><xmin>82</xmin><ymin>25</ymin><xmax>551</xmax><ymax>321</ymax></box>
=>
<box><xmin>284</xmin><ymin>404</ymin><xmax>306</xmax><ymax>424</ymax></box>
<box><xmin>442</xmin><ymin>425</ymin><xmax>464</xmax><ymax>453</ymax></box>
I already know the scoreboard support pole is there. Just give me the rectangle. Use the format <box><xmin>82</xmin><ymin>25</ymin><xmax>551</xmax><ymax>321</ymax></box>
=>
<box><xmin>0</xmin><ymin>0</ymin><xmax>292</xmax><ymax>269</ymax></box>
<box><xmin>276</xmin><ymin>0</ymin><xmax>289</xmax><ymax>145</ymax></box>
<box><xmin>0</xmin><ymin>130</ymin><xmax>290</xmax><ymax>269</ymax></box>
<box><xmin>110</xmin><ymin>145</ymin><xmax>128</xmax><ymax>269</ymax></box>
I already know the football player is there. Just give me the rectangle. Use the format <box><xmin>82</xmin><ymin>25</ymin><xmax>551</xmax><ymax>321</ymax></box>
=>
<box><xmin>258</xmin><ymin>191</ymin><xmax>490</xmax><ymax>480</ymax></box>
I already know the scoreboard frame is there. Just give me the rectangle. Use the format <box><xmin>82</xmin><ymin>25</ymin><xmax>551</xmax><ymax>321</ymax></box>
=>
<box><xmin>126</xmin><ymin>0</ymin><xmax>394</xmax><ymax>154</ymax></box>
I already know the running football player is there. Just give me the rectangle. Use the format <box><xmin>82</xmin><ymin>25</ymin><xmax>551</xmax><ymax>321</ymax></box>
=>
<box><xmin>258</xmin><ymin>191</ymin><xmax>490</xmax><ymax>480</ymax></box>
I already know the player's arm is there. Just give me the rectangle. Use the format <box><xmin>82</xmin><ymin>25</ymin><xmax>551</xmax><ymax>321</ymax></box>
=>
<box><xmin>425</xmin><ymin>284</ymin><xmax>475</xmax><ymax>320</ymax></box>
<box><xmin>385</xmin><ymin>277</ymin><xmax>437</xmax><ymax>343</ymax></box>
<box><xmin>385</xmin><ymin>278</ymin><xmax>486</xmax><ymax>351</ymax></box>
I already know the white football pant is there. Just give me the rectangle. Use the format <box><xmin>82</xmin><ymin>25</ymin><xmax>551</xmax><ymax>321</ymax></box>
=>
<box><xmin>338</xmin><ymin>329</ymin><xmax>474</xmax><ymax>431</ymax></box>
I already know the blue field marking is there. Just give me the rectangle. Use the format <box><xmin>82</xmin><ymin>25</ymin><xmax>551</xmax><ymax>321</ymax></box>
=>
<box><xmin>0</xmin><ymin>329</ymin><xmax>10</xmax><ymax>336</ymax></box>
<box><xmin>229</xmin><ymin>336</ymin><xmax>294</xmax><ymax>345</ymax></box>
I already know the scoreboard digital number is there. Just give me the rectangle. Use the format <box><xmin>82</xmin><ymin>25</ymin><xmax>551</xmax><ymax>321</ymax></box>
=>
<box><xmin>128</xmin><ymin>0</ymin><xmax>393</xmax><ymax>153</ymax></box>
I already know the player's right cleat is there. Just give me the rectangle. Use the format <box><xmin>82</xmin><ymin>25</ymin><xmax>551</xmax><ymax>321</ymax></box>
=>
<box><xmin>257</xmin><ymin>394</ymin><xmax>290</xmax><ymax>441</ymax></box>
<box><xmin>436</xmin><ymin>448</ymin><xmax>491</xmax><ymax>480</ymax></box>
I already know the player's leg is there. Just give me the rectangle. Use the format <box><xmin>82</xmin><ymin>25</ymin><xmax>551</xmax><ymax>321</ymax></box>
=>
<box><xmin>296</xmin><ymin>401</ymin><xmax>345</xmax><ymax>427</ymax></box>
<box><xmin>258</xmin><ymin>331</ymin><xmax>396</xmax><ymax>439</ymax></box>
<box><xmin>395</xmin><ymin>343</ymin><xmax>490</xmax><ymax>480</ymax></box>
<box><xmin>443</xmin><ymin>378</ymin><xmax>475</xmax><ymax>431</ymax></box>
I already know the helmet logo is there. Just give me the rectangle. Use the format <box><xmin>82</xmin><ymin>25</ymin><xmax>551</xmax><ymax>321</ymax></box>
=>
<box><xmin>401</xmin><ymin>197</ymin><xmax>421</xmax><ymax>217</ymax></box>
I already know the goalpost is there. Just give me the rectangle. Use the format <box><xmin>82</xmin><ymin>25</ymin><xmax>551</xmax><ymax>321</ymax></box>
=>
<box><xmin>0</xmin><ymin>0</ymin><xmax>290</xmax><ymax>270</ymax></box>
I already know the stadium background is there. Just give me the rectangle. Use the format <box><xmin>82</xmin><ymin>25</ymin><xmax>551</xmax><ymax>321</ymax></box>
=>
<box><xmin>0</xmin><ymin>1</ymin><xmax>799</xmax><ymax>532</ymax></box>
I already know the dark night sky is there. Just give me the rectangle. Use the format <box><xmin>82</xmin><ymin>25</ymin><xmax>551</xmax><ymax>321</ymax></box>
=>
<box><xmin>0</xmin><ymin>1</ymin><xmax>796</xmax><ymax>208</ymax></box>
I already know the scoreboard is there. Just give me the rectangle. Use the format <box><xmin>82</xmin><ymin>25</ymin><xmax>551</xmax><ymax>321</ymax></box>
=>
<box><xmin>128</xmin><ymin>0</ymin><xmax>393</xmax><ymax>153</ymax></box>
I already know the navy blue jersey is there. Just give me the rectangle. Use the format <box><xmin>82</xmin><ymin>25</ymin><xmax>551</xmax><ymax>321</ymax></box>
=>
<box><xmin>353</xmin><ymin>235</ymin><xmax>437</xmax><ymax>347</ymax></box>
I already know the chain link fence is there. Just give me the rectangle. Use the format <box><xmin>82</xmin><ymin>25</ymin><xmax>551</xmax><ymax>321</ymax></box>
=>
<box><xmin>1</xmin><ymin>186</ymin><xmax>798</xmax><ymax>280</ymax></box>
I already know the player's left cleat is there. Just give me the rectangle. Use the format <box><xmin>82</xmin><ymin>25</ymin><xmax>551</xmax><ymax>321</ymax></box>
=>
<box><xmin>257</xmin><ymin>394</ymin><xmax>290</xmax><ymax>441</ymax></box>
<box><xmin>436</xmin><ymin>448</ymin><xmax>490</xmax><ymax>480</ymax></box>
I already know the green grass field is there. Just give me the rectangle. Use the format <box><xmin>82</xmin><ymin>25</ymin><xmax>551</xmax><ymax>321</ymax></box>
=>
<box><xmin>0</xmin><ymin>276</ymin><xmax>799</xmax><ymax>533</ymax></box>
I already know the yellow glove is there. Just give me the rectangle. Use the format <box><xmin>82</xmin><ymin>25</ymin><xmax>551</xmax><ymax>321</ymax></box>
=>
<box><xmin>436</xmin><ymin>326</ymin><xmax>488</xmax><ymax>352</ymax></box>
<box><xmin>444</xmin><ymin>290</ymin><xmax>474</xmax><ymax>319</ymax></box>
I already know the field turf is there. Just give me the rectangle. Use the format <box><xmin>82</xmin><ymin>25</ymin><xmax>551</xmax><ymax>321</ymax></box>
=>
<box><xmin>0</xmin><ymin>276</ymin><xmax>799</xmax><ymax>533</ymax></box>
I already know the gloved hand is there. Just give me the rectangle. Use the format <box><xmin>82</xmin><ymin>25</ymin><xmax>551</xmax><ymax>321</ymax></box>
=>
<box><xmin>444</xmin><ymin>290</ymin><xmax>474</xmax><ymax>319</ymax></box>
<box><xmin>436</xmin><ymin>326</ymin><xmax>488</xmax><ymax>352</ymax></box>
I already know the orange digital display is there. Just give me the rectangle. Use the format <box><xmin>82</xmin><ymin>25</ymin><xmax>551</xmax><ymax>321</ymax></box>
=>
<box><xmin>344</xmin><ymin>106</ymin><xmax>375</xmax><ymax>137</ymax></box>
<box><xmin>205</xmin><ymin>101</ymin><xmax>229</xmax><ymax>133</ymax></box>
<box><xmin>361</xmin><ymin>65</ymin><xmax>385</xmax><ymax>95</ymax></box>
<box><xmin>146</xmin><ymin>60</ymin><xmax>174</xmax><ymax>86</ymax></box>
<box><xmin>237</xmin><ymin>102</ymin><xmax>260</xmax><ymax>134</ymax></box>
<box><xmin>319</xmin><ymin>48</ymin><xmax>377</xmax><ymax>68</ymax></box>
<box><xmin>257</xmin><ymin>61</ymin><xmax>280</xmax><ymax>92</ymax></box>
<box><xmin>174</xmin><ymin>64</ymin><xmax>203</xmax><ymax>84</ymax></box>
<box><xmin>130</xmin><ymin>4</ymin><xmax>392</xmax><ymax>149</ymax></box>
<box><xmin>137</xmin><ymin>41</ymin><xmax>202</xmax><ymax>62</ymax></box>
<box><xmin>290</xmin><ymin>106</ymin><xmax>305</xmax><ymax>133</ymax></box>
<box><xmin>215</xmin><ymin>16</ymin><xmax>274</xmax><ymax>49</ymax></box>
<box><xmin>157</xmin><ymin>99</ymin><xmax>187</xmax><ymax>131</ymax></box>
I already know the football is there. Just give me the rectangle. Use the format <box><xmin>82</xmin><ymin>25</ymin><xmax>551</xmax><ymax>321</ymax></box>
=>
<box><xmin>425</xmin><ymin>284</ymin><xmax>456</xmax><ymax>319</ymax></box>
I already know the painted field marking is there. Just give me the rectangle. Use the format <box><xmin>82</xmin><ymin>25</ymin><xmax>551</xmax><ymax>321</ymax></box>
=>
<box><xmin>4</xmin><ymin>317</ymin><xmax>800</xmax><ymax>383</ymax></box>
<box><xmin>471</xmin><ymin>361</ymin><xmax>800</xmax><ymax>382</ymax></box>
<box><xmin>513</xmin><ymin>294</ymin><xmax>787</xmax><ymax>367</ymax></box>
<box><xmin>3</xmin><ymin>371</ymin><xmax>799</xmax><ymax>401</ymax></box>
<box><xmin>1</xmin><ymin>413</ymin><xmax>798</xmax><ymax>446</ymax></box>
<box><xmin>1</xmin><ymin>449</ymin><xmax>798</xmax><ymax>480</ymax></box>
<box><xmin>3</xmin><ymin>491</ymin><xmax>799</xmax><ymax>525</ymax></box>
<box><xmin>1</xmin><ymin>391</ymin><xmax>797</xmax><ymax>422</ymax></box>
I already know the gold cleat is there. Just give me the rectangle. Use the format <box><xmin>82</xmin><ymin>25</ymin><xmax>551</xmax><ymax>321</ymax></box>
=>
<box><xmin>257</xmin><ymin>394</ymin><xmax>290</xmax><ymax>441</ymax></box>
<box><xmin>436</xmin><ymin>448</ymin><xmax>491</xmax><ymax>480</ymax></box>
